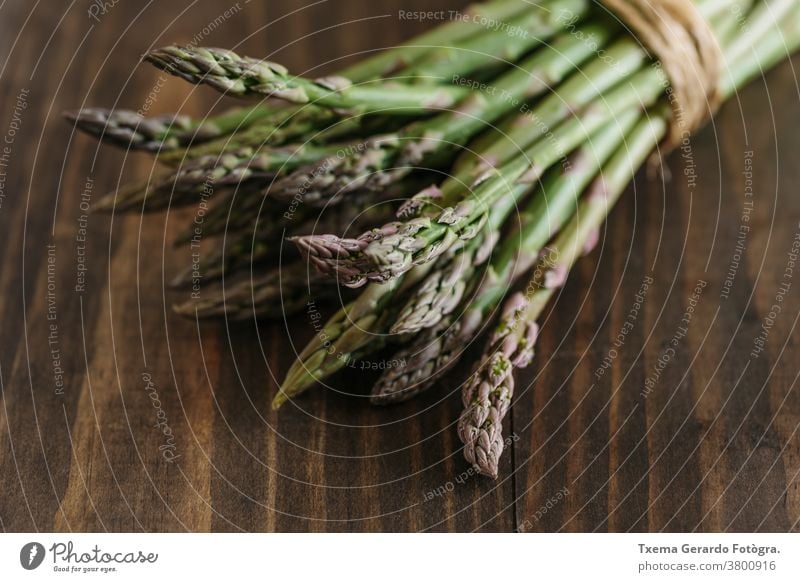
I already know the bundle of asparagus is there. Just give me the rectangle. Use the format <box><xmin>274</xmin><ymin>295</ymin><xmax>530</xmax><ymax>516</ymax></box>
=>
<box><xmin>69</xmin><ymin>0</ymin><xmax>800</xmax><ymax>478</ymax></box>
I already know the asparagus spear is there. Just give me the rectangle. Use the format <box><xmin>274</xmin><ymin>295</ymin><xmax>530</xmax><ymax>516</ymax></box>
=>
<box><xmin>99</xmin><ymin>123</ymin><xmax>431</xmax><ymax>213</ymax></box>
<box><xmin>64</xmin><ymin>104</ymin><xmax>295</xmax><ymax>153</ymax></box>
<box><xmin>273</xmin><ymin>266</ymin><xmax>431</xmax><ymax>409</ymax></box>
<box><xmin>145</xmin><ymin>46</ymin><xmax>472</xmax><ymax>112</ymax></box>
<box><xmin>388</xmin><ymin>231</ymin><xmax>495</xmax><ymax>335</ymax></box>
<box><xmin>386</xmin><ymin>146</ymin><xmax>548</xmax><ymax>336</ymax></box>
<box><xmin>173</xmin><ymin>262</ymin><xmax>339</xmax><ymax>320</ymax></box>
<box><xmin>160</xmin><ymin>89</ymin><xmax>422</xmax><ymax>165</ymax></box>
<box><xmin>168</xmin><ymin>154</ymin><xmax>417</xmax><ymax>244</ymax></box>
<box><xmin>142</xmin><ymin>0</ymin><xmax>596</xmax><ymax>114</ymax></box>
<box><xmin>459</xmin><ymin>112</ymin><xmax>667</xmax><ymax>477</ymax></box>
<box><xmin>93</xmin><ymin>141</ymin><xmax>344</xmax><ymax>212</ymax></box>
<box><xmin>156</xmin><ymin>106</ymin><xmax>351</xmax><ymax>165</ymax></box>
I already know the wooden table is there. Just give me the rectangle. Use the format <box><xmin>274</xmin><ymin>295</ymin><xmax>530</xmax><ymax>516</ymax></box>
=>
<box><xmin>1</xmin><ymin>0</ymin><xmax>799</xmax><ymax>532</ymax></box>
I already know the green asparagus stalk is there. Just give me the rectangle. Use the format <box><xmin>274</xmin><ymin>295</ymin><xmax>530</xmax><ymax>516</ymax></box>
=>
<box><xmin>144</xmin><ymin>0</ymin><xmax>596</xmax><ymax>116</ymax></box>
<box><xmin>93</xmin><ymin>141</ymin><xmax>344</xmax><ymax>212</ymax></box>
<box><xmin>173</xmin><ymin>262</ymin><xmax>339</xmax><ymax>320</ymax></box>
<box><xmin>64</xmin><ymin>104</ymin><xmax>296</xmax><ymax>153</ymax></box>
<box><xmin>145</xmin><ymin>46</ymin><xmax>472</xmax><ymax>113</ymax></box>
<box><xmin>388</xmin><ymin>232</ymin><xmax>494</xmax><ymax>335</ymax></box>
<box><xmin>386</xmin><ymin>150</ymin><xmax>544</xmax><ymax>336</ymax></box>
<box><xmin>459</xmin><ymin>112</ymin><xmax>667</xmax><ymax>477</ymax></box>
<box><xmin>273</xmin><ymin>265</ymin><xmax>432</xmax><ymax>409</ymax></box>
<box><xmin>457</xmin><ymin>292</ymin><xmax>537</xmax><ymax>479</ymax></box>
<box><xmin>160</xmin><ymin>91</ymin><xmax>419</xmax><ymax>165</ymax></box>
<box><xmin>156</xmin><ymin>106</ymin><xmax>345</xmax><ymax>164</ymax></box>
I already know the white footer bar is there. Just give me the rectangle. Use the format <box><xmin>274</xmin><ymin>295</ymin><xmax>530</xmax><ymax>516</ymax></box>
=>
<box><xmin>1</xmin><ymin>533</ymin><xmax>797</xmax><ymax>580</ymax></box>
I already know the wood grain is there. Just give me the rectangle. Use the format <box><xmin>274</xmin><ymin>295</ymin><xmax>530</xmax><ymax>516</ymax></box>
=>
<box><xmin>0</xmin><ymin>0</ymin><xmax>798</xmax><ymax>532</ymax></box>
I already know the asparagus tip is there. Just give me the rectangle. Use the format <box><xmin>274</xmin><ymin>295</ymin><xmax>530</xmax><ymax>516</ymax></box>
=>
<box><xmin>92</xmin><ymin>192</ymin><xmax>118</xmax><ymax>213</ymax></box>
<box><xmin>271</xmin><ymin>391</ymin><xmax>288</xmax><ymax>410</ymax></box>
<box><xmin>172</xmin><ymin>302</ymin><xmax>193</xmax><ymax>317</ymax></box>
<box><xmin>291</xmin><ymin>233</ymin><xmax>370</xmax><ymax>285</ymax></box>
<box><xmin>169</xmin><ymin>270</ymin><xmax>191</xmax><ymax>288</ymax></box>
<box><xmin>62</xmin><ymin>109</ymin><xmax>80</xmax><ymax>124</ymax></box>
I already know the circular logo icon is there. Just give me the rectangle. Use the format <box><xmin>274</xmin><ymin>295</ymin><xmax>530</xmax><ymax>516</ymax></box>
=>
<box><xmin>19</xmin><ymin>542</ymin><xmax>45</xmax><ymax>570</ymax></box>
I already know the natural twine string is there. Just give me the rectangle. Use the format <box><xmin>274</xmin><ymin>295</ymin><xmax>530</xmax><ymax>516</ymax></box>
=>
<box><xmin>599</xmin><ymin>0</ymin><xmax>724</xmax><ymax>148</ymax></box>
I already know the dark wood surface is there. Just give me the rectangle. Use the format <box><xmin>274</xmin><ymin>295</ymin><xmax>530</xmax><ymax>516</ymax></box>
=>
<box><xmin>1</xmin><ymin>0</ymin><xmax>799</xmax><ymax>532</ymax></box>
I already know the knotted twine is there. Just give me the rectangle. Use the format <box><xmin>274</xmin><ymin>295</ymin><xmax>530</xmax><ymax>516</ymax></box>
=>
<box><xmin>598</xmin><ymin>0</ymin><xmax>724</xmax><ymax>149</ymax></box>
